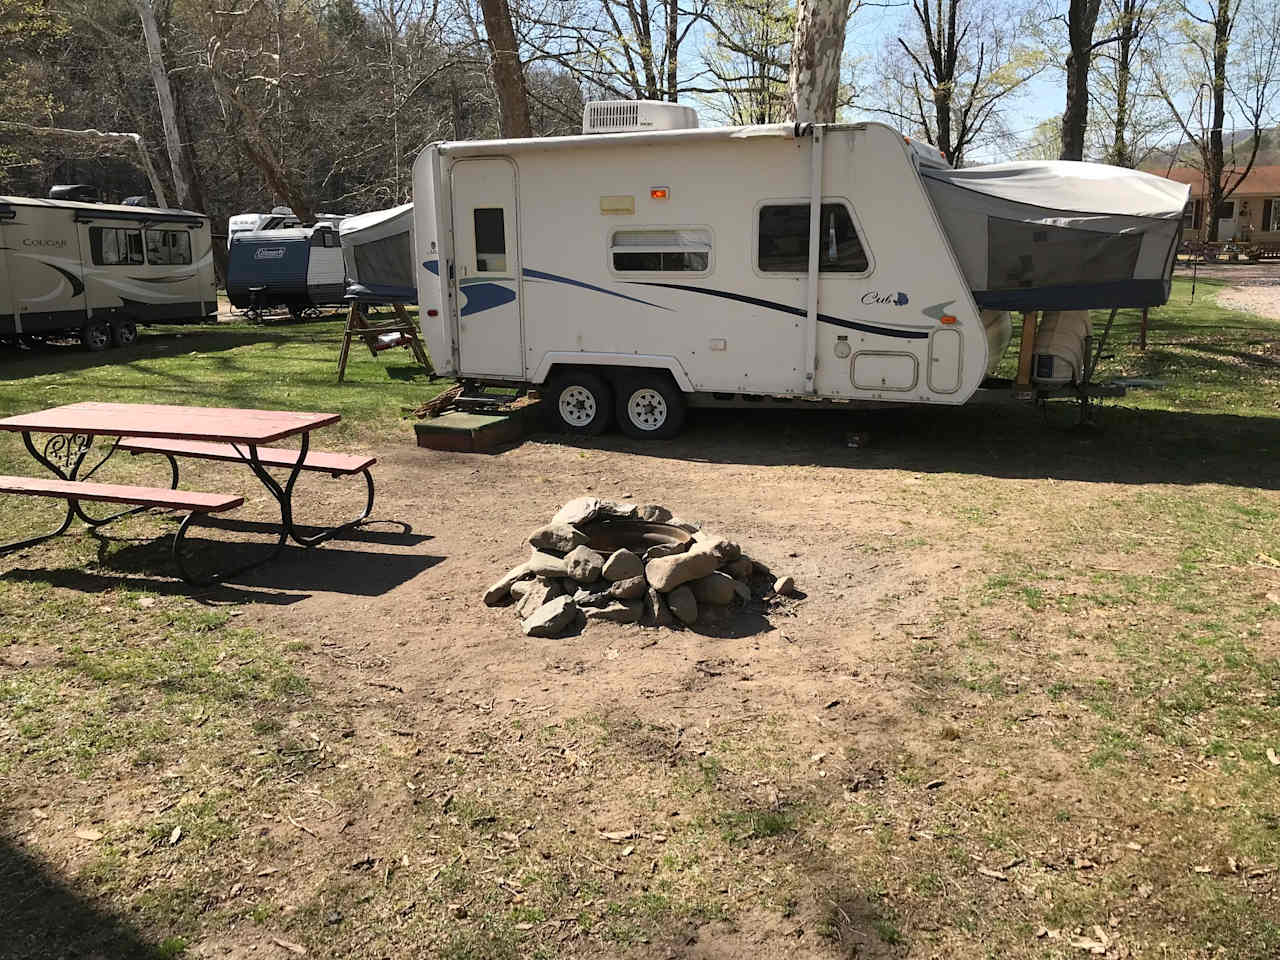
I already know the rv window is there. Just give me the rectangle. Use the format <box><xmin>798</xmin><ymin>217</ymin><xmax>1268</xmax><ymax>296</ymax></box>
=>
<box><xmin>473</xmin><ymin>208</ymin><xmax>507</xmax><ymax>273</ymax></box>
<box><xmin>145</xmin><ymin>230</ymin><xmax>192</xmax><ymax>266</ymax></box>
<box><xmin>611</xmin><ymin>229</ymin><xmax>711</xmax><ymax>272</ymax></box>
<box><xmin>758</xmin><ymin>203</ymin><xmax>868</xmax><ymax>273</ymax></box>
<box><xmin>89</xmin><ymin>227</ymin><xmax>145</xmax><ymax>266</ymax></box>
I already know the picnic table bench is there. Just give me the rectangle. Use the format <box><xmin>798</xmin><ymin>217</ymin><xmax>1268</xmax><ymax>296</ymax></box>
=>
<box><xmin>0</xmin><ymin>402</ymin><xmax>376</xmax><ymax>584</ymax></box>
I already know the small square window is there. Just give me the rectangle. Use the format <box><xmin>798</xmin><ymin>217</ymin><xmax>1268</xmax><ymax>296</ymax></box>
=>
<box><xmin>758</xmin><ymin>203</ymin><xmax>868</xmax><ymax>273</ymax></box>
<box><xmin>474</xmin><ymin>208</ymin><xmax>507</xmax><ymax>273</ymax></box>
<box><xmin>611</xmin><ymin>228</ymin><xmax>711</xmax><ymax>273</ymax></box>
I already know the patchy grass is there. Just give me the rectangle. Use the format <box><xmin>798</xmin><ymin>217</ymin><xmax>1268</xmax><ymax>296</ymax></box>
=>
<box><xmin>1</xmin><ymin>275</ymin><xmax>1279</xmax><ymax>957</ymax></box>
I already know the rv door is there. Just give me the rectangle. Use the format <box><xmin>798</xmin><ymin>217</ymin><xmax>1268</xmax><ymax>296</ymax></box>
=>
<box><xmin>450</xmin><ymin>157</ymin><xmax>523</xmax><ymax>379</ymax></box>
<box><xmin>5</xmin><ymin>206</ymin><xmax>88</xmax><ymax>334</ymax></box>
<box><xmin>0</xmin><ymin>213</ymin><xmax>14</xmax><ymax>336</ymax></box>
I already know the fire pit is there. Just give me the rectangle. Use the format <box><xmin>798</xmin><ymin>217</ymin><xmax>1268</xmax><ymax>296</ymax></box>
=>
<box><xmin>483</xmin><ymin>497</ymin><xmax>798</xmax><ymax>637</ymax></box>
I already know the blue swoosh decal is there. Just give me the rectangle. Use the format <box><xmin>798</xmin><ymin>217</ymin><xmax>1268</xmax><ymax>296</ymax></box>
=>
<box><xmin>460</xmin><ymin>281</ymin><xmax>516</xmax><ymax>316</ymax></box>
<box><xmin>524</xmin><ymin>268</ymin><xmax>673</xmax><ymax>311</ymax></box>
<box><xmin>424</xmin><ymin>259</ymin><xmax>439</xmax><ymax>275</ymax></box>
<box><xmin>630</xmin><ymin>281</ymin><xmax>929</xmax><ymax>340</ymax></box>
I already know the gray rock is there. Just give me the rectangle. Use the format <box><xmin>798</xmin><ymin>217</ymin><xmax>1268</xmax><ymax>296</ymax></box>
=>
<box><xmin>732</xmin><ymin>578</ymin><xmax>752</xmax><ymax>603</ymax></box>
<box><xmin>666</xmin><ymin>585</ymin><xmax>698</xmax><ymax>625</ymax></box>
<box><xmin>527</xmin><ymin>550</ymin><xmax>569</xmax><ymax>577</ymax></box>
<box><xmin>584</xmin><ymin>601</ymin><xmax>644</xmax><ymax>624</ymax></box>
<box><xmin>646</xmin><ymin>545</ymin><xmax>720</xmax><ymax>592</ymax></box>
<box><xmin>642</xmin><ymin>541</ymin><xmax>689</xmax><ymax>562</ymax></box>
<box><xmin>528</xmin><ymin>522</ymin><xmax>589</xmax><ymax>553</ymax></box>
<box><xmin>773</xmin><ymin>575</ymin><xmax>797</xmax><ymax>596</ymax></box>
<box><xmin>564</xmin><ymin>545</ymin><xmax>605</xmax><ymax>583</ymax></box>
<box><xmin>723</xmin><ymin>556</ymin><xmax>754</xmax><ymax>580</ymax></box>
<box><xmin>573</xmin><ymin>586</ymin><xmax>614</xmax><ymax>608</ymax></box>
<box><xmin>639</xmin><ymin>504</ymin><xmax>673</xmax><ymax>523</ymax></box>
<box><xmin>693</xmin><ymin>532</ymin><xmax>740</xmax><ymax>563</ymax></box>
<box><xmin>690</xmin><ymin>571</ymin><xmax>736</xmax><ymax>605</ymax></box>
<box><xmin>510</xmin><ymin>580</ymin><xmax>534</xmax><ymax>602</ymax></box>
<box><xmin>597</xmin><ymin>500</ymin><xmax>639</xmax><ymax>521</ymax></box>
<box><xmin>551</xmin><ymin>496</ymin><xmax>601</xmax><ymax>526</ymax></box>
<box><xmin>608</xmin><ymin>575</ymin><xmax>647</xmax><ymax>601</ymax></box>
<box><xmin>521</xmin><ymin>595</ymin><xmax>578</xmax><ymax>637</ymax></box>
<box><xmin>602</xmin><ymin>548</ymin><xmax>644</xmax><ymax>582</ymax></box>
<box><xmin>483</xmin><ymin>562</ymin><xmax>531</xmax><ymax>606</ymax></box>
<box><xmin>516</xmin><ymin>578</ymin><xmax>563</xmax><ymax>618</ymax></box>
<box><xmin>646</xmin><ymin>587</ymin><xmax>675</xmax><ymax>628</ymax></box>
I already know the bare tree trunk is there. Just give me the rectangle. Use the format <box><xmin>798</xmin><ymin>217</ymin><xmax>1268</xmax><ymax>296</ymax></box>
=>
<box><xmin>206</xmin><ymin>64</ymin><xmax>314</xmax><ymax>222</ymax></box>
<box><xmin>0</xmin><ymin>122</ymin><xmax>168</xmax><ymax>206</ymax></box>
<box><xmin>478</xmin><ymin>0</ymin><xmax>532</xmax><ymax>137</ymax></box>
<box><xmin>787</xmin><ymin>0</ymin><xmax>849</xmax><ymax>122</ymax></box>
<box><xmin>1110</xmin><ymin>0</ymin><xmax>1137</xmax><ymax>166</ymax></box>
<box><xmin>665</xmin><ymin>0</ymin><xmax>678</xmax><ymax>102</ymax></box>
<box><xmin>133</xmin><ymin>0</ymin><xmax>194</xmax><ymax>205</ymax></box>
<box><xmin>1204</xmin><ymin>0</ymin><xmax>1230</xmax><ymax>241</ymax></box>
<box><xmin>1060</xmin><ymin>0</ymin><xmax>1103</xmax><ymax>160</ymax></box>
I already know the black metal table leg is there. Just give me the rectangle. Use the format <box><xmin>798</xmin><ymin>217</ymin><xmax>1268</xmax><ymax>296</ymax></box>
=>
<box><xmin>1</xmin><ymin>431</ymin><xmax>96</xmax><ymax>554</ymax></box>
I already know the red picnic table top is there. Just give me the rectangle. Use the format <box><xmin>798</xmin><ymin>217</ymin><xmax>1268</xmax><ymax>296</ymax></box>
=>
<box><xmin>0</xmin><ymin>402</ymin><xmax>340</xmax><ymax>445</ymax></box>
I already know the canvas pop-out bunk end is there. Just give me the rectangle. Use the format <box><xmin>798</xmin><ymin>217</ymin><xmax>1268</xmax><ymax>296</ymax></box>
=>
<box><xmin>921</xmin><ymin>160</ymin><xmax>1190</xmax><ymax>420</ymax></box>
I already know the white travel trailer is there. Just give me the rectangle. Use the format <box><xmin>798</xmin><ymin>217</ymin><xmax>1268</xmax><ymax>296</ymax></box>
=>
<box><xmin>411</xmin><ymin>103</ymin><xmax>1187</xmax><ymax>437</ymax></box>
<box><xmin>0</xmin><ymin>195</ymin><xmax>217</xmax><ymax>350</ymax></box>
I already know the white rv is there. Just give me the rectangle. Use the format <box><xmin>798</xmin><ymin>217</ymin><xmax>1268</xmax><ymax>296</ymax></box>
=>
<box><xmin>228</xmin><ymin>208</ymin><xmax>347</xmax><ymax>248</ymax></box>
<box><xmin>0</xmin><ymin>195</ymin><xmax>217</xmax><ymax>350</ymax></box>
<box><xmin>411</xmin><ymin>102</ymin><xmax>1187</xmax><ymax>437</ymax></box>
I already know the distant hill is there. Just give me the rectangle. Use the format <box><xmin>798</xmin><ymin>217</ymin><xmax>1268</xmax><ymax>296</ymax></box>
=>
<box><xmin>1145</xmin><ymin>126</ymin><xmax>1280</xmax><ymax>171</ymax></box>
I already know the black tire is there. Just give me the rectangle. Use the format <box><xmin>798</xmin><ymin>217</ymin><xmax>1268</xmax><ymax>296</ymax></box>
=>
<box><xmin>546</xmin><ymin>370</ymin><xmax>613</xmax><ymax>436</ymax></box>
<box><xmin>80</xmin><ymin>320</ymin><xmax>111</xmax><ymax>352</ymax></box>
<box><xmin>288</xmin><ymin>303</ymin><xmax>306</xmax><ymax>322</ymax></box>
<box><xmin>614</xmin><ymin>370</ymin><xmax>687</xmax><ymax>440</ymax></box>
<box><xmin>111</xmin><ymin>319</ymin><xmax>138</xmax><ymax>348</ymax></box>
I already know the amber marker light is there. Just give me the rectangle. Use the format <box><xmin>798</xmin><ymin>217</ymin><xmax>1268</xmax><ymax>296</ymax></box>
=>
<box><xmin>940</xmin><ymin>315</ymin><xmax>958</xmax><ymax>324</ymax></box>
<box><xmin>650</xmin><ymin>187</ymin><xmax>669</xmax><ymax>200</ymax></box>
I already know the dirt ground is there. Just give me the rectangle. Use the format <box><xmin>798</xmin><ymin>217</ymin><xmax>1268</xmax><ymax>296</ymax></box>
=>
<box><xmin>5</xmin><ymin>397</ymin><xmax>1278</xmax><ymax>958</ymax></box>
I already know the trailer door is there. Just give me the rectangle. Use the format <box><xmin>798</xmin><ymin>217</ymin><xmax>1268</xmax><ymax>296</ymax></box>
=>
<box><xmin>6</xmin><ymin>208</ymin><xmax>88</xmax><ymax>335</ymax></box>
<box><xmin>450</xmin><ymin>157</ymin><xmax>523</xmax><ymax>378</ymax></box>
<box><xmin>0</xmin><ymin>215</ymin><xmax>15</xmax><ymax>335</ymax></box>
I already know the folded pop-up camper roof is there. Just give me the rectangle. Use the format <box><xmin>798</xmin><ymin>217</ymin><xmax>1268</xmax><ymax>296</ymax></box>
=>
<box><xmin>339</xmin><ymin>203</ymin><xmax>415</xmax><ymax>302</ymax></box>
<box><xmin>921</xmin><ymin>161</ymin><xmax>1189</xmax><ymax>312</ymax></box>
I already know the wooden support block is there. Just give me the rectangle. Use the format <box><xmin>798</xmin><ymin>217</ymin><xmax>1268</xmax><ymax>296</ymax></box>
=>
<box><xmin>1014</xmin><ymin>310</ymin><xmax>1038</xmax><ymax>398</ymax></box>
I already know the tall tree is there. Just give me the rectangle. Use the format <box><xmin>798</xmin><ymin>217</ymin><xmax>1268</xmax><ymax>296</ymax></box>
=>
<box><xmin>1058</xmin><ymin>0</ymin><xmax>1105</xmax><ymax>160</ymax></box>
<box><xmin>879</xmin><ymin>0</ymin><xmax>1042</xmax><ymax>166</ymax></box>
<box><xmin>478</xmin><ymin>0</ymin><xmax>532</xmax><ymax>136</ymax></box>
<box><xmin>1152</xmin><ymin>0</ymin><xmax>1280</xmax><ymax>239</ymax></box>
<box><xmin>787</xmin><ymin>0</ymin><xmax>850</xmax><ymax>121</ymax></box>
<box><xmin>701</xmin><ymin>0</ymin><xmax>794</xmax><ymax>124</ymax></box>
<box><xmin>134</xmin><ymin>0</ymin><xmax>195</xmax><ymax>205</ymax></box>
<box><xmin>1091</xmin><ymin>0</ymin><xmax>1166</xmax><ymax>166</ymax></box>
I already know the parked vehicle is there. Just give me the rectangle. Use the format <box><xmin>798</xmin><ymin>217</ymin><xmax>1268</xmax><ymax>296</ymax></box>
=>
<box><xmin>0</xmin><ymin>192</ymin><xmax>217</xmax><ymax>351</ymax></box>
<box><xmin>411</xmin><ymin>101</ymin><xmax>1188</xmax><ymax>437</ymax></box>
<box><xmin>339</xmin><ymin>203</ymin><xmax>415</xmax><ymax>302</ymax></box>
<box><xmin>228</xmin><ymin>208</ymin><xmax>347</xmax><ymax>248</ymax></box>
<box><xmin>226</xmin><ymin>223</ymin><xmax>346</xmax><ymax>322</ymax></box>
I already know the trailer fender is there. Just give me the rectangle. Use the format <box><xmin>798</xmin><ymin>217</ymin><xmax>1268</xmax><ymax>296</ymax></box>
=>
<box><xmin>531</xmin><ymin>353</ymin><xmax>694</xmax><ymax>393</ymax></box>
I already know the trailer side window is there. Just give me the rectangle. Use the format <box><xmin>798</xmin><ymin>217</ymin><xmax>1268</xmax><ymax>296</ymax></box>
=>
<box><xmin>473</xmin><ymin>208</ymin><xmax>507</xmax><ymax>273</ymax></box>
<box><xmin>611</xmin><ymin>229</ymin><xmax>711</xmax><ymax>272</ymax></box>
<box><xmin>758</xmin><ymin>203</ymin><xmax>868</xmax><ymax>273</ymax></box>
<box><xmin>89</xmin><ymin>227</ymin><xmax>144</xmax><ymax>266</ymax></box>
<box><xmin>145</xmin><ymin>230</ymin><xmax>192</xmax><ymax>266</ymax></box>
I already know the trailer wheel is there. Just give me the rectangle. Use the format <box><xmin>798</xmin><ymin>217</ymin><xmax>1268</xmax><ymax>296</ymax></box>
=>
<box><xmin>547</xmin><ymin>370</ymin><xmax>613</xmax><ymax>435</ymax></box>
<box><xmin>615</xmin><ymin>371</ymin><xmax>686</xmax><ymax>440</ymax></box>
<box><xmin>111</xmin><ymin>319</ymin><xmax>138</xmax><ymax>348</ymax></box>
<box><xmin>80</xmin><ymin>320</ymin><xmax>111</xmax><ymax>352</ymax></box>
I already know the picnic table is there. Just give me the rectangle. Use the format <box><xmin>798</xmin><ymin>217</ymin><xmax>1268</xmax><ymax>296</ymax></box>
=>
<box><xmin>0</xmin><ymin>402</ymin><xmax>375</xmax><ymax>585</ymax></box>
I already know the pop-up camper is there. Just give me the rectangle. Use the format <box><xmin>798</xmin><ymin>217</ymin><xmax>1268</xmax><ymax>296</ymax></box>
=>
<box><xmin>339</xmin><ymin>203</ymin><xmax>416</xmax><ymax>302</ymax></box>
<box><xmin>0</xmin><ymin>194</ymin><xmax>217</xmax><ymax>350</ymax></box>
<box><xmin>411</xmin><ymin>102</ymin><xmax>1188</xmax><ymax>438</ymax></box>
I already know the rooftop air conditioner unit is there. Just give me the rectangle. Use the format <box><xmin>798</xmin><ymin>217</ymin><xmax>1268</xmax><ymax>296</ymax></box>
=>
<box><xmin>582</xmin><ymin>100</ymin><xmax>699</xmax><ymax>135</ymax></box>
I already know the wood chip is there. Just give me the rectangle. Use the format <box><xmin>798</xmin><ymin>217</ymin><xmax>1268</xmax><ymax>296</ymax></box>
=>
<box><xmin>31</xmin><ymin>808</ymin><xmax>48</xmax><ymax>820</ymax></box>
<box><xmin>73</xmin><ymin>828</ymin><xmax>103</xmax><ymax>841</ymax></box>
<box><xmin>977</xmin><ymin>866</ymin><xmax>1008</xmax><ymax>881</ymax></box>
<box><xmin>1192</xmin><ymin>865</ymin><xmax>1211</xmax><ymax>873</ymax></box>
<box><xmin>599</xmin><ymin>830</ymin><xmax>633</xmax><ymax>843</ymax></box>
<box><xmin>924</xmin><ymin>779</ymin><xmax>946</xmax><ymax>790</ymax></box>
<box><xmin>168</xmin><ymin>826</ymin><xmax>182</xmax><ymax>846</ymax></box>
<box><xmin>1266</xmin><ymin>748</ymin><xmax>1279</xmax><ymax>766</ymax></box>
<box><xmin>270</xmin><ymin>936</ymin><xmax>306</xmax><ymax>955</ymax></box>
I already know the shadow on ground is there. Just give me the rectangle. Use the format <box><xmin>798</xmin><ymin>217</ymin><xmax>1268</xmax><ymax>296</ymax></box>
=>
<box><xmin>0</xmin><ymin>835</ymin><xmax>173</xmax><ymax>960</ymax></box>
<box><xmin>536</xmin><ymin>402</ymin><xmax>1280</xmax><ymax>490</ymax></box>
